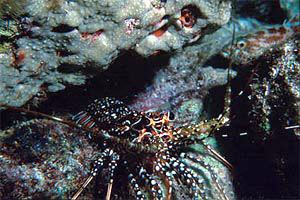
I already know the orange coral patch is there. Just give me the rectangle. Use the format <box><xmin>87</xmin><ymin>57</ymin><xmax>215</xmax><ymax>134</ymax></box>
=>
<box><xmin>151</xmin><ymin>25</ymin><xmax>168</xmax><ymax>38</ymax></box>
<box><xmin>14</xmin><ymin>50</ymin><xmax>26</xmax><ymax>66</ymax></box>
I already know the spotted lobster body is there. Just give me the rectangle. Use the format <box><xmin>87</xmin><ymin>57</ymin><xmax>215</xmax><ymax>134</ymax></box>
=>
<box><xmin>72</xmin><ymin>97</ymin><xmax>177</xmax><ymax>145</ymax></box>
<box><xmin>69</xmin><ymin>97</ymin><xmax>233</xmax><ymax>200</ymax></box>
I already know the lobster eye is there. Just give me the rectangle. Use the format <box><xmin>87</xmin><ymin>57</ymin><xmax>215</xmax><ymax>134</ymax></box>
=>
<box><xmin>237</xmin><ymin>40</ymin><xmax>247</xmax><ymax>49</ymax></box>
<box><xmin>168</xmin><ymin>112</ymin><xmax>175</xmax><ymax>121</ymax></box>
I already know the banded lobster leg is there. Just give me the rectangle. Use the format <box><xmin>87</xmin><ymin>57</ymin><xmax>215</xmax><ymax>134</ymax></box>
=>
<box><xmin>153</xmin><ymin>153</ymin><xmax>176</xmax><ymax>200</ymax></box>
<box><xmin>71</xmin><ymin>148</ymin><xmax>120</xmax><ymax>200</ymax></box>
<box><xmin>167</xmin><ymin>155</ymin><xmax>205</xmax><ymax>200</ymax></box>
<box><xmin>138</xmin><ymin>164</ymin><xmax>164</xmax><ymax>200</ymax></box>
<box><xmin>125</xmin><ymin>162</ymin><xmax>165</xmax><ymax>200</ymax></box>
<box><xmin>153</xmin><ymin>151</ymin><xmax>210</xmax><ymax>200</ymax></box>
<box><xmin>125</xmin><ymin>161</ymin><xmax>147</xmax><ymax>200</ymax></box>
<box><xmin>180</xmin><ymin>152</ymin><xmax>231</xmax><ymax>200</ymax></box>
<box><xmin>149</xmin><ymin>149</ymin><xmax>208</xmax><ymax>200</ymax></box>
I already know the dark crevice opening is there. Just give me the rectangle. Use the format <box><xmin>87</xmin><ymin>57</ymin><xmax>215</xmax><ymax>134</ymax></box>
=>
<box><xmin>52</xmin><ymin>24</ymin><xmax>76</xmax><ymax>33</ymax></box>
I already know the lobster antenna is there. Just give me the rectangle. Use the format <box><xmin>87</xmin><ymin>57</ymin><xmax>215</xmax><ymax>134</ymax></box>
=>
<box><xmin>201</xmin><ymin>141</ymin><xmax>233</xmax><ymax>171</ymax></box>
<box><xmin>0</xmin><ymin>103</ymin><xmax>81</xmax><ymax>127</ymax></box>
<box><xmin>71</xmin><ymin>175</ymin><xmax>94</xmax><ymax>200</ymax></box>
<box><xmin>224</xmin><ymin>0</ymin><xmax>237</xmax><ymax>119</ymax></box>
<box><xmin>285</xmin><ymin>125</ymin><xmax>300</xmax><ymax>130</ymax></box>
<box><xmin>0</xmin><ymin>104</ymin><xmax>161</xmax><ymax>154</ymax></box>
<box><xmin>106</xmin><ymin>183</ymin><xmax>113</xmax><ymax>200</ymax></box>
<box><xmin>207</xmin><ymin>0</ymin><xmax>237</xmax><ymax>138</ymax></box>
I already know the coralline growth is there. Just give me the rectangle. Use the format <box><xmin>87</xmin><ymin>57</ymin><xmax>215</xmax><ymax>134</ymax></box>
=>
<box><xmin>0</xmin><ymin>0</ymin><xmax>231</xmax><ymax>106</ymax></box>
<box><xmin>0</xmin><ymin>0</ymin><xmax>299</xmax><ymax>199</ymax></box>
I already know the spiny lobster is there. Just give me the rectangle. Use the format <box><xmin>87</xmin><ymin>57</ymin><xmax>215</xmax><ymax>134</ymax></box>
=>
<box><xmin>0</xmin><ymin>88</ymin><xmax>234</xmax><ymax>200</ymax></box>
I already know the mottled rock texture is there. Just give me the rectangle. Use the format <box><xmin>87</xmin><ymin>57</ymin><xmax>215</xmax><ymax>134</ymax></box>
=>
<box><xmin>0</xmin><ymin>0</ymin><xmax>231</xmax><ymax>106</ymax></box>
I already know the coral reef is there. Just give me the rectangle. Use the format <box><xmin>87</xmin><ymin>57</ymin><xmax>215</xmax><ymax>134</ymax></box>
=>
<box><xmin>1</xmin><ymin>0</ymin><xmax>299</xmax><ymax>199</ymax></box>
<box><xmin>0</xmin><ymin>118</ymin><xmax>100</xmax><ymax>199</ymax></box>
<box><xmin>0</xmin><ymin>0</ymin><xmax>231</xmax><ymax>106</ymax></box>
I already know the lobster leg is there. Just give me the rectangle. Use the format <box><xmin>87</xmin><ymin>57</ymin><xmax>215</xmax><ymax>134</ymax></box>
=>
<box><xmin>71</xmin><ymin>148</ymin><xmax>112</xmax><ymax>200</ymax></box>
<box><xmin>106</xmin><ymin>151</ymin><xmax>120</xmax><ymax>200</ymax></box>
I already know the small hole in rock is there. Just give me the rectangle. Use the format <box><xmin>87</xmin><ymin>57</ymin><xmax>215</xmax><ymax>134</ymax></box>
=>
<box><xmin>52</xmin><ymin>24</ymin><xmax>76</xmax><ymax>33</ymax></box>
